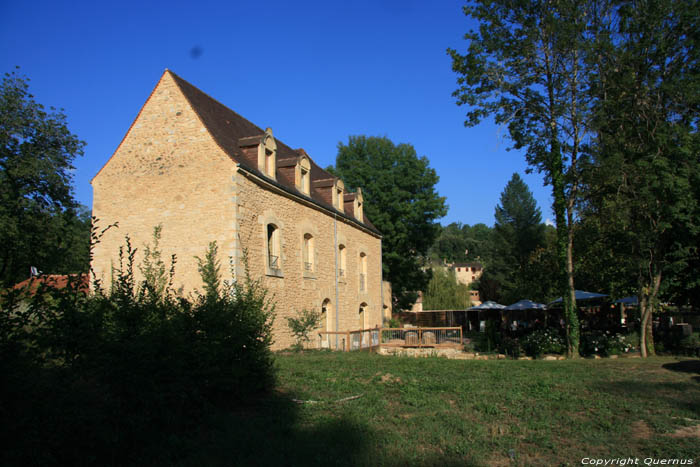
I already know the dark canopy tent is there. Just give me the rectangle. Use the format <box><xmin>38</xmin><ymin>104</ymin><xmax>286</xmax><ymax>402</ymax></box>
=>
<box><xmin>548</xmin><ymin>290</ymin><xmax>608</xmax><ymax>306</ymax></box>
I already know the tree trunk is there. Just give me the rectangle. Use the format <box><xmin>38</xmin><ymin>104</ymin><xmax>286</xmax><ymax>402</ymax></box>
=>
<box><xmin>639</xmin><ymin>270</ymin><xmax>661</xmax><ymax>357</ymax></box>
<box><xmin>550</xmin><ymin>138</ymin><xmax>579</xmax><ymax>358</ymax></box>
<box><xmin>639</xmin><ymin>292</ymin><xmax>649</xmax><ymax>358</ymax></box>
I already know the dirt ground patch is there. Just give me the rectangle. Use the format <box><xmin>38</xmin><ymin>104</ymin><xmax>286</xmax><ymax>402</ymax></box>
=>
<box><xmin>667</xmin><ymin>424</ymin><xmax>700</xmax><ymax>439</ymax></box>
<box><xmin>630</xmin><ymin>420</ymin><xmax>653</xmax><ymax>440</ymax></box>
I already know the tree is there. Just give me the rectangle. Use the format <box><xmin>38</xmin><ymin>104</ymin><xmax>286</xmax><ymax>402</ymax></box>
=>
<box><xmin>423</xmin><ymin>267</ymin><xmax>471</xmax><ymax>310</ymax></box>
<box><xmin>0</xmin><ymin>69</ymin><xmax>86</xmax><ymax>286</ymax></box>
<box><xmin>429</xmin><ymin>222</ymin><xmax>496</xmax><ymax>266</ymax></box>
<box><xmin>588</xmin><ymin>0</ymin><xmax>700</xmax><ymax>356</ymax></box>
<box><xmin>448</xmin><ymin>0</ymin><xmax>602</xmax><ymax>356</ymax></box>
<box><xmin>485</xmin><ymin>173</ymin><xmax>546</xmax><ymax>304</ymax></box>
<box><xmin>329</xmin><ymin>136</ymin><xmax>447</xmax><ymax>310</ymax></box>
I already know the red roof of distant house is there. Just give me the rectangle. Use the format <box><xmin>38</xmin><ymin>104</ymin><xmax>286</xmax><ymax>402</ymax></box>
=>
<box><xmin>12</xmin><ymin>274</ymin><xmax>90</xmax><ymax>295</ymax></box>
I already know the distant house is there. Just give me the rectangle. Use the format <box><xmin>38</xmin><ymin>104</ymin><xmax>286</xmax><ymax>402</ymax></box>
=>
<box><xmin>90</xmin><ymin>70</ymin><xmax>389</xmax><ymax>350</ymax></box>
<box><xmin>450</xmin><ymin>262</ymin><xmax>482</xmax><ymax>305</ymax></box>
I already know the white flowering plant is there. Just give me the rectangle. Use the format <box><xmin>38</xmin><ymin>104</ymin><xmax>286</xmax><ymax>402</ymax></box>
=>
<box><xmin>521</xmin><ymin>329</ymin><xmax>566</xmax><ymax>357</ymax></box>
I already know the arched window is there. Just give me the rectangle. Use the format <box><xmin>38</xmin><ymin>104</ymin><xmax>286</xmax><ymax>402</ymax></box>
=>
<box><xmin>359</xmin><ymin>252</ymin><xmax>367</xmax><ymax>292</ymax></box>
<box><xmin>338</xmin><ymin>244</ymin><xmax>346</xmax><ymax>280</ymax></box>
<box><xmin>321</xmin><ymin>298</ymin><xmax>334</xmax><ymax>349</ymax></box>
<box><xmin>303</xmin><ymin>233</ymin><xmax>314</xmax><ymax>273</ymax></box>
<box><xmin>359</xmin><ymin>302</ymin><xmax>367</xmax><ymax>329</ymax></box>
<box><xmin>267</xmin><ymin>224</ymin><xmax>280</xmax><ymax>270</ymax></box>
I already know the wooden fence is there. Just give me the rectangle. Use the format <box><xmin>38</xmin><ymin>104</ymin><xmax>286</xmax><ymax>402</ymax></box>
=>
<box><xmin>317</xmin><ymin>326</ymin><xmax>462</xmax><ymax>352</ymax></box>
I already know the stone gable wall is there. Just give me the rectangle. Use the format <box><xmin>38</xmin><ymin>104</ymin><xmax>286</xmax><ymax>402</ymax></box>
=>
<box><xmin>92</xmin><ymin>72</ymin><xmax>237</xmax><ymax>294</ymax></box>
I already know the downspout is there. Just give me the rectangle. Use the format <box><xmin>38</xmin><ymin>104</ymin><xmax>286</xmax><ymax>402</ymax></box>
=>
<box><xmin>379</xmin><ymin>237</ymin><xmax>384</xmax><ymax>325</ymax></box>
<box><xmin>334</xmin><ymin>212</ymin><xmax>339</xmax><ymax>349</ymax></box>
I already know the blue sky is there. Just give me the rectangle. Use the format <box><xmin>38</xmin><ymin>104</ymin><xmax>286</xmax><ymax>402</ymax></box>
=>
<box><xmin>1</xmin><ymin>0</ymin><xmax>554</xmax><ymax>227</ymax></box>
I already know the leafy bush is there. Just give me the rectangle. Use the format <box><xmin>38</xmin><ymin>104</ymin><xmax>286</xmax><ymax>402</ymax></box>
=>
<box><xmin>0</xmin><ymin>234</ymin><xmax>276</xmax><ymax>464</ymax></box>
<box><xmin>677</xmin><ymin>333</ymin><xmax>700</xmax><ymax>357</ymax></box>
<box><xmin>498</xmin><ymin>335</ymin><xmax>523</xmax><ymax>358</ymax></box>
<box><xmin>384</xmin><ymin>317</ymin><xmax>402</xmax><ymax>328</ymax></box>
<box><xmin>521</xmin><ymin>329</ymin><xmax>566</xmax><ymax>358</ymax></box>
<box><xmin>580</xmin><ymin>330</ymin><xmax>635</xmax><ymax>356</ymax></box>
<box><xmin>287</xmin><ymin>308</ymin><xmax>322</xmax><ymax>351</ymax></box>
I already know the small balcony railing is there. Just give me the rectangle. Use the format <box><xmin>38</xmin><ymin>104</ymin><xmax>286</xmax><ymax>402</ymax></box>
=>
<box><xmin>359</xmin><ymin>273</ymin><xmax>366</xmax><ymax>291</ymax></box>
<box><xmin>268</xmin><ymin>255</ymin><xmax>279</xmax><ymax>269</ymax></box>
<box><xmin>338</xmin><ymin>268</ymin><xmax>345</xmax><ymax>278</ymax></box>
<box><xmin>304</xmin><ymin>262</ymin><xmax>313</xmax><ymax>271</ymax></box>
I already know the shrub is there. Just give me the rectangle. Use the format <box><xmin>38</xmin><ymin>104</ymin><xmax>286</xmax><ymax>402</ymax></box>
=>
<box><xmin>286</xmin><ymin>308</ymin><xmax>322</xmax><ymax>351</ymax></box>
<box><xmin>0</xmin><ymin>235</ymin><xmax>276</xmax><ymax>465</ymax></box>
<box><xmin>498</xmin><ymin>335</ymin><xmax>523</xmax><ymax>358</ymax></box>
<box><xmin>580</xmin><ymin>330</ymin><xmax>635</xmax><ymax>356</ymax></box>
<box><xmin>384</xmin><ymin>317</ymin><xmax>402</xmax><ymax>328</ymax></box>
<box><xmin>521</xmin><ymin>329</ymin><xmax>566</xmax><ymax>358</ymax></box>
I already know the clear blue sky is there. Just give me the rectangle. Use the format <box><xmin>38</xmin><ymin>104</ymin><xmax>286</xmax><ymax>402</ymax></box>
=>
<box><xmin>1</xmin><ymin>0</ymin><xmax>554</xmax><ymax>227</ymax></box>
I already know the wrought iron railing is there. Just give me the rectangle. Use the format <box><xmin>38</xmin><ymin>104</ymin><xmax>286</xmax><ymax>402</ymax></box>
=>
<box><xmin>304</xmin><ymin>262</ymin><xmax>312</xmax><ymax>271</ymax></box>
<box><xmin>269</xmin><ymin>255</ymin><xmax>279</xmax><ymax>269</ymax></box>
<box><xmin>359</xmin><ymin>273</ymin><xmax>366</xmax><ymax>291</ymax></box>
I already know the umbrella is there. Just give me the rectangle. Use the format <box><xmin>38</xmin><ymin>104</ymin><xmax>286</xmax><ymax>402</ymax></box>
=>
<box><xmin>504</xmin><ymin>299</ymin><xmax>547</xmax><ymax>310</ymax></box>
<box><xmin>614</xmin><ymin>296</ymin><xmax>638</xmax><ymax>305</ymax></box>
<box><xmin>548</xmin><ymin>290</ymin><xmax>608</xmax><ymax>306</ymax></box>
<box><xmin>467</xmin><ymin>300</ymin><xmax>506</xmax><ymax>311</ymax></box>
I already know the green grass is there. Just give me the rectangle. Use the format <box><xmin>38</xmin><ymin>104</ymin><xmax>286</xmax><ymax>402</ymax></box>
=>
<box><xmin>179</xmin><ymin>353</ymin><xmax>700</xmax><ymax>466</ymax></box>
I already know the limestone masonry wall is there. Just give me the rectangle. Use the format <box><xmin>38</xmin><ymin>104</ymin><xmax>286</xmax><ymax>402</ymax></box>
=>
<box><xmin>92</xmin><ymin>72</ymin><xmax>237</xmax><ymax>294</ymax></box>
<box><xmin>92</xmin><ymin>71</ymin><xmax>383</xmax><ymax>350</ymax></box>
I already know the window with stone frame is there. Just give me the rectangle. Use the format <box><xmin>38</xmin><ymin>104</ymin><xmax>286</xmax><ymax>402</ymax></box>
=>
<box><xmin>303</xmin><ymin>233</ymin><xmax>314</xmax><ymax>274</ymax></box>
<box><xmin>359</xmin><ymin>252</ymin><xmax>367</xmax><ymax>292</ymax></box>
<box><xmin>338</xmin><ymin>244</ymin><xmax>347</xmax><ymax>280</ymax></box>
<box><xmin>267</xmin><ymin>224</ymin><xmax>281</xmax><ymax>271</ymax></box>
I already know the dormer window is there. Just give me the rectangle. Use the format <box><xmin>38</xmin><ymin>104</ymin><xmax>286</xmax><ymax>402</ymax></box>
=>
<box><xmin>257</xmin><ymin>127</ymin><xmax>276</xmax><ymax>179</ymax></box>
<box><xmin>265</xmin><ymin>149</ymin><xmax>274</xmax><ymax>176</ymax></box>
<box><xmin>333</xmin><ymin>179</ymin><xmax>345</xmax><ymax>211</ymax></box>
<box><xmin>354</xmin><ymin>188</ymin><xmax>364</xmax><ymax>221</ymax></box>
<box><xmin>298</xmin><ymin>156</ymin><xmax>311</xmax><ymax>195</ymax></box>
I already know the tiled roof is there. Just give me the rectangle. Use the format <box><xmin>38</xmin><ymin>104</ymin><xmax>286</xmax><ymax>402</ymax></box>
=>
<box><xmin>12</xmin><ymin>274</ymin><xmax>90</xmax><ymax>295</ymax></box>
<box><xmin>451</xmin><ymin>262</ymin><xmax>483</xmax><ymax>268</ymax></box>
<box><xmin>168</xmin><ymin>71</ymin><xmax>379</xmax><ymax>235</ymax></box>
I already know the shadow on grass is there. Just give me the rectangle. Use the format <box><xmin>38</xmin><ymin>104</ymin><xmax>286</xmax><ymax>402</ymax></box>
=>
<box><xmin>183</xmin><ymin>393</ymin><xmax>379</xmax><ymax>466</ymax></box>
<box><xmin>2</xmin><ymin>365</ymin><xmax>381</xmax><ymax>466</ymax></box>
<box><xmin>662</xmin><ymin>359</ymin><xmax>700</xmax><ymax>383</ymax></box>
<box><xmin>594</xmin><ymin>372</ymin><xmax>700</xmax><ymax>419</ymax></box>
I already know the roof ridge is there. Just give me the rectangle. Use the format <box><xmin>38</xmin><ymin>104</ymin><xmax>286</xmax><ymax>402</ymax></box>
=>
<box><xmin>167</xmin><ymin>70</ymin><xmax>267</xmax><ymax>138</ymax></box>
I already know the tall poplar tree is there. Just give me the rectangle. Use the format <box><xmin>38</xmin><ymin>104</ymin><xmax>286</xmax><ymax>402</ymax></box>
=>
<box><xmin>589</xmin><ymin>0</ymin><xmax>700</xmax><ymax>356</ymax></box>
<box><xmin>448</xmin><ymin>0</ymin><xmax>599</xmax><ymax>356</ymax></box>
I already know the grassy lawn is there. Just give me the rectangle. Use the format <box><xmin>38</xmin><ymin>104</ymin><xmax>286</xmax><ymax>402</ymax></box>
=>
<box><xmin>183</xmin><ymin>353</ymin><xmax>699</xmax><ymax>466</ymax></box>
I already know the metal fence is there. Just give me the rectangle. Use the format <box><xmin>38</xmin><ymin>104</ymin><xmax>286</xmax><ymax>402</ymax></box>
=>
<box><xmin>318</xmin><ymin>326</ymin><xmax>462</xmax><ymax>351</ymax></box>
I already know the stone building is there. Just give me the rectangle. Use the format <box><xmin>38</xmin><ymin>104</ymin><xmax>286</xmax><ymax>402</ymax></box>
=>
<box><xmin>451</xmin><ymin>262</ymin><xmax>483</xmax><ymax>305</ymax></box>
<box><xmin>91</xmin><ymin>70</ymin><xmax>387</xmax><ymax>350</ymax></box>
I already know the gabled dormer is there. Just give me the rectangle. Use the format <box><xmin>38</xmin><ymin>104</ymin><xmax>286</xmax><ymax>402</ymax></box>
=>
<box><xmin>312</xmin><ymin>177</ymin><xmax>345</xmax><ymax>212</ymax></box>
<box><xmin>344</xmin><ymin>189</ymin><xmax>364</xmax><ymax>221</ymax></box>
<box><xmin>333</xmin><ymin>179</ymin><xmax>345</xmax><ymax>211</ymax></box>
<box><xmin>238</xmin><ymin>127</ymin><xmax>276</xmax><ymax>180</ymax></box>
<box><xmin>295</xmin><ymin>150</ymin><xmax>311</xmax><ymax>196</ymax></box>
